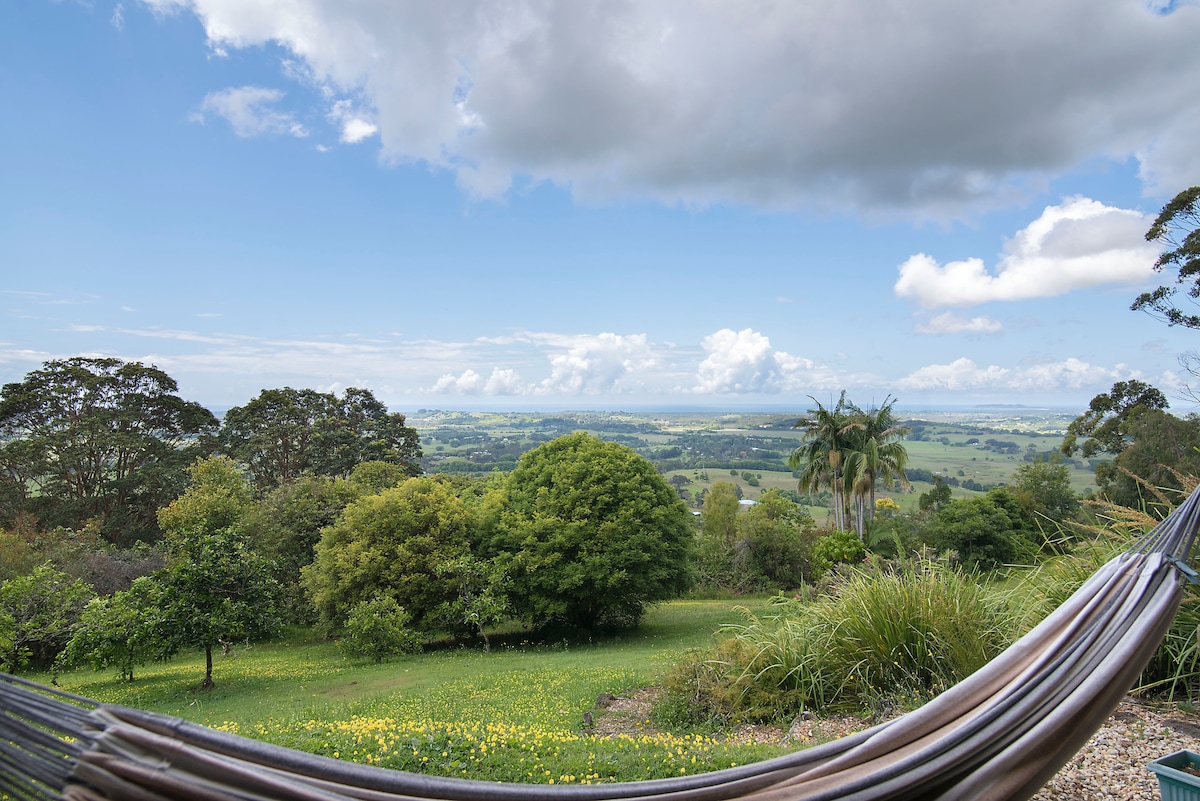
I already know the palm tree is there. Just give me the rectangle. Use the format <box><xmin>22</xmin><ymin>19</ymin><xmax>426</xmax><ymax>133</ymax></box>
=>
<box><xmin>842</xmin><ymin>397</ymin><xmax>911</xmax><ymax>539</ymax></box>
<box><xmin>790</xmin><ymin>393</ymin><xmax>856</xmax><ymax>531</ymax></box>
<box><xmin>791</xmin><ymin>394</ymin><xmax>911</xmax><ymax>539</ymax></box>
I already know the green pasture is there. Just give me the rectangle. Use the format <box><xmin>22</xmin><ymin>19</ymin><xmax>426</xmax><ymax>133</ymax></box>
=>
<box><xmin>44</xmin><ymin>599</ymin><xmax>788</xmax><ymax>784</ymax></box>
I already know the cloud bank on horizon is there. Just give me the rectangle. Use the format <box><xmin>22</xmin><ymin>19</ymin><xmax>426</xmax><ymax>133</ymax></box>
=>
<box><xmin>5</xmin><ymin>0</ymin><xmax>1200</xmax><ymax>410</ymax></box>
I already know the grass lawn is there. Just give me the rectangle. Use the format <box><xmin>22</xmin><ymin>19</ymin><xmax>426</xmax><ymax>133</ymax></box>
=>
<box><xmin>44</xmin><ymin>599</ymin><xmax>790</xmax><ymax>784</ymax></box>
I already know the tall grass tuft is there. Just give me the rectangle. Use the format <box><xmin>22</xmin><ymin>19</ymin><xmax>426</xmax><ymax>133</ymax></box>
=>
<box><xmin>658</xmin><ymin>560</ymin><xmax>1017</xmax><ymax>723</ymax></box>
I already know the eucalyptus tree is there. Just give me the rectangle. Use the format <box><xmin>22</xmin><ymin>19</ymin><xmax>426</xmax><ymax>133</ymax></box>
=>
<box><xmin>0</xmin><ymin>357</ymin><xmax>218</xmax><ymax>543</ymax></box>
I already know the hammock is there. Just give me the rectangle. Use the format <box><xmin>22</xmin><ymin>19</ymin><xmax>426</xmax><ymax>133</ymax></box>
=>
<box><xmin>4</xmin><ymin>489</ymin><xmax>1200</xmax><ymax>801</ymax></box>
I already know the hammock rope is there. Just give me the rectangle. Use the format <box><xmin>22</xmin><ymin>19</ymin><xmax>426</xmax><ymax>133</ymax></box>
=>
<box><xmin>4</xmin><ymin>486</ymin><xmax>1200</xmax><ymax>801</ymax></box>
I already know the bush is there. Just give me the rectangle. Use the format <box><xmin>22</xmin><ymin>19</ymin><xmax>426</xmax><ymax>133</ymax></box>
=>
<box><xmin>0</xmin><ymin>563</ymin><xmax>95</xmax><ymax>672</ymax></box>
<box><xmin>810</xmin><ymin>530</ymin><xmax>864</xmax><ymax>579</ymax></box>
<box><xmin>660</xmin><ymin>561</ymin><xmax>1017</xmax><ymax>722</ymax></box>
<box><xmin>339</xmin><ymin>595</ymin><xmax>421</xmax><ymax>662</ymax></box>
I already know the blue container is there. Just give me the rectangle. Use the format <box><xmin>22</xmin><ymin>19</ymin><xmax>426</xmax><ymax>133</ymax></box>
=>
<box><xmin>1148</xmin><ymin>750</ymin><xmax>1200</xmax><ymax>801</ymax></box>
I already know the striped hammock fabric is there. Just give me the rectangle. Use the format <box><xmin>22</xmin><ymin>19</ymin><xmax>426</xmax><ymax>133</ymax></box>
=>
<box><xmin>3</xmin><ymin>488</ymin><xmax>1200</xmax><ymax>801</ymax></box>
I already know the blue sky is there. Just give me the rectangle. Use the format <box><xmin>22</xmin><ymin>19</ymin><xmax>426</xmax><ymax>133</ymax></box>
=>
<box><xmin>4</xmin><ymin>1</ymin><xmax>1200</xmax><ymax>415</ymax></box>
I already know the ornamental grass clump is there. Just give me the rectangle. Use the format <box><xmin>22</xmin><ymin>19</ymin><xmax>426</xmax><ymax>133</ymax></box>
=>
<box><xmin>660</xmin><ymin>560</ymin><xmax>1018</xmax><ymax>723</ymax></box>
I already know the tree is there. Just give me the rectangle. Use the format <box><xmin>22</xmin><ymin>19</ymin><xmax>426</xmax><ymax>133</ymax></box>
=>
<box><xmin>1094</xmin><ymin>407</ymin><xmax>1200</xmax><ymax>512</ymax></box>
<box><xmin>701</xmin><ymin>481</ymin><xmax>740</xmax><ymax>545</ymax></box>
<box><xmin>0</xmin><ymin>357</ymin><xmax>218</xmax><ymax>543</ymax></box>
<box><xmin>58</xmin><ymin>576</ymin><xmax>170</xmax><ymax>681</ymax></box>
<box><xmin>740</xmin><ymin>489</ymin><xmax>815</xmax><ymax>588</ymax></box>
<box><xmin>790</xmin><ymin>393</ymin><xmax>856</xmax><ymax>532</ymax></box>
<box><xmin>1060</xmin><ymin>380</ymin><xmax>1169</xmax><ymax>458</ymax></box>
<box><xmin>303</xmin><ymin>477</ymin><xmax>471</xmax><ymax>632</ymax></box>
<box><xmin>219</xmin><ymin>387</ymin><xmax>421</xmax><ymax>493</ymax></box>
<box><xmin>1132</xmin><ymin>186</ymin><xmax>1200</xmax><ymax>329</ymax></box>
<box><xmin>1010</xmin><ymin>457</ymin><xmax>1079</xmax><ymax>526</ymax></box>
<box><xmin>0</xmin><ymin>563</ymin><xmax>94</xmax><ymax>672</ymax></box>
<box><xmin>790</xmin><ymin>393</ymin><xmax>909</xmax><ymax>539</ymax></box>
<box><xmin>435</xmin><ymin>554</ymin><xmax>510</xmax><ymax>652</ymax></box>
<box><xmin>918</xmin><ymin>477</ymin><xmax>952</xmax><ymax>512</ymax></box>
<box><xmin>156</xmin><ymin>456</ymin><xmax>279</xmax><ymax>689</ymax></box>
<box><xmin>841</xmin><ymin>396</ymin><xmax>910</xmax><ymax>538</ymax></box>
<box><xmin>491</xmin><ymin>433</ymin><xmax>694</xmax><ymax>629</ymax></box>
<box><xmin>924</xmin><ymin>488</ymin><xmax>1038</xmax><ymax>570</ymax></box>
<box><xmin>244</xmin><ymin>475</ymin><xmax>358</xmax><ymax>624</ymax></box>
<box><xmin>339</xmin><ymin>594</ymin><xmax>420</xmax><ymax>662</ymax></box>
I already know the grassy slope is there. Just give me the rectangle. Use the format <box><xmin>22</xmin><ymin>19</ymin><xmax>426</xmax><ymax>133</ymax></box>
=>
<box><xmin>45</xmin><ymin>599</ymin><xmax>787</xmax><ymax>784</ymax></box>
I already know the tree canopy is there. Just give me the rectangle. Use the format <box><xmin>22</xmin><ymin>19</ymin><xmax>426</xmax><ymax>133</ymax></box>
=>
<box><xmin>492</xmin><ymin>433</ymin><xmax>694</xmax><ymax>629</ymax></box>
<box><xmin>1132</xmin><ymin>186</ymin><xmax>1200</xmax><ymax>329</ymax></box>
<box><xmin>219</xmin><ymin>387</ymin><xmax>421</xmax><ymax>493</ymax></box>
<box><xmin>0</xmin><ymin>357</ymin><xmax>218</xmax><ymax>543</ymax></box>
<box><xmin>1060</xmin><ymin>380</ymin><xmax>1169</xmax><ymax>458</ymax></box>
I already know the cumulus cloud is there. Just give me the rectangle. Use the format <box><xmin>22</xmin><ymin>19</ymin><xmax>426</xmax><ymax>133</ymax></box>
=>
<box><xmin>194</xmin><ymin>86</ymin><xmax>308</xmax><ymax>138</ymax></box>
<box><xmin>693</xmin><ymin>328</ymin><xmax>850</xmax><ymax>394</ymax></box>
<box><xmin>914</xmin><ymin>312</ymin><xmax>1003</xmax><ymax>335</ymax></box>
<box><xmin>894</xmin><ymin>197</ymin><xmax>1161</xmax><ymax>308</ymax></box>
<box><xmin>897</xmin><ymin>357</ymin><xmax>1131</xmax><ymax>392</ymax></box>
<box><xmin>144</xmin><ymin>0</ymin><xmax>1200</xmax><ymax>215</ymax></box>
<box><xmin>431</xmin><ymin>367</ymin><xmax>527</xmax><ymax>395</ymax></box>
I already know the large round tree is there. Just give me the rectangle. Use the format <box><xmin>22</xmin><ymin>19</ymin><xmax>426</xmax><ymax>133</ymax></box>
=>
<box><xmin>492</xmin><ymin>433</ymin><xmax>694</xmax><ymax>629</ymax></box>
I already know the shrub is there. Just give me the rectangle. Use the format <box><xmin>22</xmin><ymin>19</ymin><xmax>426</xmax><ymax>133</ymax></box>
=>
<box><xmin>0</xmin><ymin>563</ymin><xmax>95</xmax><ymax>672</ymax></box>
<box><xmin>662</xmin><ymin>561</ymin><xmax>1017</xmax><ymax>722</ymax></box>
<box><xmin>340</xmin><ymin>595</ymin><xmax>421</xmax><ymax>662</ymax></box>
<box><xmin>810</xmin><ymin>530</ymin><xmax>864</xmax><ymax>579</ymax></box>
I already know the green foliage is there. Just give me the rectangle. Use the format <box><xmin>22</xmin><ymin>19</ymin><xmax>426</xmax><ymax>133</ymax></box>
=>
<box><xmin>739</xmin><ymin>490</ymin><xmax>815</xmax><ymax>588</ymax></box>
<box><xmin>435</xmin><ymin>554</ymin><xmax>510</xmax><ymax>651</ymax></box>
<box><xmin>245</xmin><ymin>476</ymin><xmax>358</xmax><ymax>625</ymax></box>
<box><xmin>810</xmin><ymin>529</ymin><xmax>864</xmax><ymax>579</ymax></box>
<box><xmin>339</xmin><ymin>594</ymin><xmax>421</xmax><ymax>662</ymax></box>
<box><xmin>1132</xmin><ymin>186</ymin><xmax>1200</xmax><ymax>329</ymax></box>
<box><xmin>493</xmin><ymin>433</ymin><xmax>694</xmax><ymax>629</ymax></box>
<box><xmin>304</xmin><ymin>477</ymin><xmax>471</xmax><ymax>632</ymax></box>
<box><xmin>1010</xmin><ymin>457</ymin><xmax>1079</xmax><ymax>528</ymax></box>
<box><xmin>918</xmin><ymin>477</ymin><xmax>952</xmax><ymax>512</ymax></box>
<box><xmin>219</xmin><ymin>387</ymin><xmax>421</xmax><ymax>493</ymax></box>
<box><xmin>0</xmin><ymin>563</ymin><xmax>94</xmax><ymax>672</ymax></box>
<box><xmin>924</xmin><ymin>488</ymin><xmax>1039</xmax><ymax>569</ymax></box>
<box><xmin>156</xmin><ymin>456</ymin><xmax>280</xmax><ymax>688</ymax></box>
<box><xmin>0</xmin><ymin>357</ymin><xmax>218</xmax><ymax>544</ymax></box>
<box><xmin>58</xmin><ymin>576</ymin><xmax>170</xmax><ymax>681</ymax></box>
<box><xmin>701</xmin><ymin>481</ymin><xmax>739</xmax><ymax>545</ymax></box>
<box><xmin>1094</xmin><ymin>407</ymin><xmax>1200</xmax><ymax>513</ymax></box>
<box><xmin>1060</xmin><ymin>380</ymin><xmax>1169</xmax><ymax>458</ymax></box>
<box><xmin>663</xmin><ymin>562</ymin><xmax>1015</xmax><ymax>722</ymax></box>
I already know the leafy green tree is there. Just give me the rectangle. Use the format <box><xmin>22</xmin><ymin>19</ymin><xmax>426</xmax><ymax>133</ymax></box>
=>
<box><xmin>339</xmin><ymin>594</ymin><xmax>421</xmax><ymax>662</ymax></box>
<box><xmin>701</xmin><ymin>481</ymin><xmax>740</xmax><ymax>545</ymax></box>
<box><xmin>219</xmin><ymin>387</ymin><xmax>421</xmax><ymax>493</ymax></box>
<box><xmin>0</xmin><ymin>357</ymin><xmax>218</xmax><ymax>544</ymax></box>
<box><xmin>740</xmin><ymin>489</ymin><xmax>815</xmax><ymax>588</ymax></box>
<box><xmin>492</xmin><ymin>433</ymin><xmax>694</xmax><ymax>629</ymax></box>
<box><xmin>0</xmin><ymin>563</ymin><xmax>94</xmax><ymax>672</ymax></box>
<box><xmin>435</xmin><ymin>554</ymin><xmax>510</xmax><ymax>652</ymax></box>
<box><xmin>1095</xmin><ymin>407</ymin><xmax>1200</xmax><ymax>512</ymax></box>
<box><xmin>924</xmin><ymin>488</ymin><xmax>1038</xmax><ymax>570</ymax></box>
<box><xmin>156</xmin><ymin>456</ymin><xmax>279</xmax><ymax>689</ymax></box>
<box><xmin>809</xmin><ymin>529</ymin><xmax>865</xmax><ymax>579</ymax></box>
<box><xmin>919</xmin><ymin>477</ymin><xmax>953</xmax><ymax>512</ymax></box>
<box><xmin>1061</xmin><ymin>380</ymin><xmax>1169</xmax><ymax>458</ymax></box>
<box><xmin>1132</xmin><ymin>186</ymin><xmax>1200</xmax><ymax>329</ymax></box>
<box><xmin>244</xmin><ymin>476</ymin><xmax>358</xmax><ymax>624</ymax></box>
<box><xmin>58</xmin><ymin>577</ymin><xmax>169</xmax><ymax>681</ymax></box>
<box><xmin>303</xmin><ymin>477</ymin><xmax>471</xmax><ymax>632</ymax></box>
<box><xmin>1011</xmin><ymin>457</ymin><xmax>1079</xmax><ymax>526</ymax></box>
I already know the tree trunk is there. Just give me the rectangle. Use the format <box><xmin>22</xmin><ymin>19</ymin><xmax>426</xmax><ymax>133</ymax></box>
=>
<box><xmin>199</xmin><ymin>644</ymin><xmax>215</xmax><ymax>691</ymax></box>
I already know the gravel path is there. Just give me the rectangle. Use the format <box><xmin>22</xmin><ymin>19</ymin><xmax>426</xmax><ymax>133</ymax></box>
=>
<box><xmin>596</xmin><ymin>692</ymin><xmax>1200</xmax><ymax>799</ymax></box>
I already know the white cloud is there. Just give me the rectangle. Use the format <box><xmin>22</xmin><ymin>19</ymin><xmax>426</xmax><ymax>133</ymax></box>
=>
<box><xmin>194</xmin><ymin>86</ymin><xmax>308</xmax><ymax>138</ymax></box>
<box><xmin>693</xmin><ymin>328</ymin><xmax>852</xmax><ymax>394</ymax></box>
<box><xmin>340</xmin><ymin>118</ymin><xmax>378</xmax><ymax>143</ymax></box>
<box><xmin>894</xmin><ymin>197</ymin><xmax>1160</xmax><ymax>308</ymax></box>
<box><xmin>144</xmin><ymin>1</ymin><xmax>1200</xmax><ymax>215</ymax></box>
<box><xmin>897</xmin><ymin>356</ymin><xmax>1132</xmax><ymax>392</ymax></box>
<box><xmin>914</xmin><ymin>312</ymin><xmax>1003</xmax><ymax>335</ymax></box>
